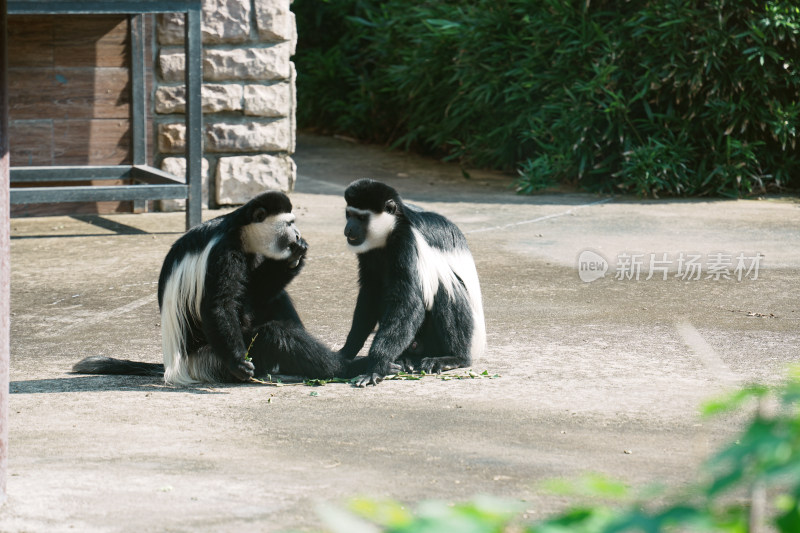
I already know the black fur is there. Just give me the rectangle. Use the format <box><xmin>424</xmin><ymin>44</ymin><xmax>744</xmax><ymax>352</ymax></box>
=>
<box><xmin>72</xmin><ymin>356</ymin><xmax>163</xmax><ymax>376</ymax></box>
<box><xmin>341</xmin><ymin>179</ymin><xmax>485</xmax><ymax>387</ymax></box>
<box><xmin>73</xmin><ymin>191</ymin><xmax>357</xmax><ymax>384</ymax></box>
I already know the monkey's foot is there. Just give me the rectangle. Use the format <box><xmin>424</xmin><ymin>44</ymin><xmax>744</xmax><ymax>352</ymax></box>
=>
<box><xmin>394</xmin><ymin>357</ymin><xmax>420</xmax><ymax>373</ymax></box>
<box><xmin>354</xmin><ymin>373</ymin><xmax>384</xmax><ymax>387</ymax></box>
<box><xmin>353</xmin><ymin>362</ymin><xmax>404</xmax><ymax>387</ymax></box>
<box><xmin>419</xmin><ymin>357</ymin><xmax>466</xmax><ymax>374</ymax></box>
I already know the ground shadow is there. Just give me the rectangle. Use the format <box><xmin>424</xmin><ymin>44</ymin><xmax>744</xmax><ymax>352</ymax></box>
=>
<box><xmin>70</xmin><ymin>214</ymin><xmax>150</xmax><ymax>234</ymax></box>
<box><xmin>11</xmin><ymin>214</ymin><xmax>182</xmax><ymax>239</ymax></box>
<box><xmin>10</xmin><ymin>375</ymin><xmax>226</xmax><ymax>394</ymax></box>
<box><xmin>10</xmin><ymin>373</ymin><xmax>314</xmax><ymax>394</ymax></box>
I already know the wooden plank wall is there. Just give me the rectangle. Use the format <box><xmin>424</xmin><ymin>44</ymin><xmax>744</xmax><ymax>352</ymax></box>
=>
<box><xmin>8</xmin><ymin>15</ymin><xmax>133</xmax><ymax>216</ymax></box>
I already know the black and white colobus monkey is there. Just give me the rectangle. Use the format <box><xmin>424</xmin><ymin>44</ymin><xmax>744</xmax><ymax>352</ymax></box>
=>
<box><xmin>340</xmin><ymin>179</ymin><xmax>486</xmax><ymax>387</ymax></box>
<box><xmin>73</xmin><ymin>191</ymin><xmax>352</xmax><ymax>385</ymax></box>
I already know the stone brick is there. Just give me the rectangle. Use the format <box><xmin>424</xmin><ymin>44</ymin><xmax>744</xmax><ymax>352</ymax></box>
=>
<box><xmin>204</xmin><ymin>46</ymin><xmax>292</xmax><ymax>81</ymax></box>
<box><xmin>158</xmin><ymin>157</ymin><xmax>211</xmax><ymax>211</ymax></box>
<box><xmin>155</xmin><ymin>84</ymin><xmax>244</xmax><ymax>114</ymax></box>
<box><xmin>206</xmin><ymin>120</ymin><xmax>292</xmax><ymax>153</ymax></box>
<box><xmin>157</xmin><ymin>14</ymin><xmax>186</xmax><ymax>46</ymax></box>
<box><xmin>158</xmin><ymin>123</ymin><xmax>186</xmax><ymax>154</ymax></box>
<box><xmin>160</xmin><ymin>120</ymin><xmax>293</xmax><ymax>153</ymax></box>
<box><xmin>160</xmin><ymin>45</ymin><xmax>292</xmax><ymax>82</ymax></box>
<box><xmin>157</xmin><ymin>0</ymin><xmax>251</xmax><ymax>45</ymax></box>
<box><xmin>243</xmin><ymin>83</ymin><xmax>290</xmax><ymax>117</ymax></box>
<box><xmin>159</xmin><ymin>50</ymin><xmax>186</xmax><ymax>81</ymax></box>
<box><xmin>254</xmin><ymin>0</ymin><xmax>296</xmax><ymax>52</ymax></box>
<box><xmin>216</xmin><ymin>154</ymin><xmax>296</xmax><ymax>204</ymax></box>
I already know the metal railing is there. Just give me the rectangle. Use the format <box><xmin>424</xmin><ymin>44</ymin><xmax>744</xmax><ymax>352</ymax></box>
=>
<box><xmin>7</xmin><ymin>0</ymin><xmax>203</xmax><ymax>229</ymax></box>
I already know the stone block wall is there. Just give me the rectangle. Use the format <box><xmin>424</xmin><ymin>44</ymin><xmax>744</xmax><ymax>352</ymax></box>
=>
<box><xmin>154</xmin><ymin>0</ymin><xmax>296</xmax><ymax>209</ymax></box>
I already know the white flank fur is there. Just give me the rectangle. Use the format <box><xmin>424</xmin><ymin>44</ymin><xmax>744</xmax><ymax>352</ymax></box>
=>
<box><xmin>346</xmin><ymin>208</ymin><xmax>396</xmax><ymax>253</ymax></box>
<box><xmin>242</xmin><ymin>213</ymin><xmax>297</xmax><ymax>259</ymax></box>
<box><xmin>450</xmin><ymin>247</ymin><xmax>487</xmax><ymax>359</ymax></box>
<box><xmin>411</xmin><ymin>228</ymin><xmax>486</xmax><ymax>359</ymax></box>
<box><xmin>160</xmin><ymin>236</ymin><xmax>220</xmax><ymax>385</ymax></box>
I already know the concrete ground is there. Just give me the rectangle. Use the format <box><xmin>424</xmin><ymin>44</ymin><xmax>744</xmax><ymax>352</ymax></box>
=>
<box><xmin>2</xmin><ymin>133</ymin><xmax>799</xmax><ymax>532</ymax></box>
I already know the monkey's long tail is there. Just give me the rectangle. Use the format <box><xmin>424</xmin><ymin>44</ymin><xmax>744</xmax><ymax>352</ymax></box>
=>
<box><xmin>72</xmin><ymin>356</ymin><xmax>164</xmax><ymax>377</ymax></box>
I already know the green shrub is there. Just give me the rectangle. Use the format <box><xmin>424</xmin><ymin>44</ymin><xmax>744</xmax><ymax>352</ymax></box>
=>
<box><xmin>293</xmin><ymin>0</ymin><xmax>799</xmax><ymax>197</ymax></box>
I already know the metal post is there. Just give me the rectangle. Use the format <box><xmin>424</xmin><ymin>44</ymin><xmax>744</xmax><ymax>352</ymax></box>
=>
<box><xmin>129</xmin><ymin>14</ymin><xmax>146</xmax><ymax>213</ymax></box>
<box><xmin>184</xmin><ymin>4</ymin><xmax>202</xmax><ymax>230</ymax></box>
<box><xmin>0</xmin><ymin>0</ymin><xmax>11</xmax><ymax>507</ymax></box>
<box><xmin>130</xmin><ymin>14</ymin><xmax>145</xmax><ymax>166</ymax></box>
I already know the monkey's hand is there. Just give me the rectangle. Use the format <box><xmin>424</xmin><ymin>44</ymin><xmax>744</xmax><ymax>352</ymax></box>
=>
<box><xmin>286</xmin><ymin>238</ymin><xmax>308</xmax><ymax>270</ymax></box>
<box><xmin>229</xmin><ymin>357</ymin><xmax>255</xmax><ymax>381</ymax></box>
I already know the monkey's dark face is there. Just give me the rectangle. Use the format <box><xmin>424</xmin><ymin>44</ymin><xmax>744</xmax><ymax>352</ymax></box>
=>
<box><xmin>345</xmin><ymin>204</ymin><xmax>397</xmax><ymax>253</ymax></box>
<box><xmin>241</xmin><ymin>193</ymin><xmax>306</xmax><ymax>268</ymax></box>
<box><xmin>344</xmin><ymin>179</ymin><xmax>399</xmax><ymax>254</ymax></box>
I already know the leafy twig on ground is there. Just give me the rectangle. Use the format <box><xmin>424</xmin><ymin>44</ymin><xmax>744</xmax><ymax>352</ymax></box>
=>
<box><xmin>244</xmin><ymin>333</ymin><xmax>258</xmax><ymax>362</ymax></box>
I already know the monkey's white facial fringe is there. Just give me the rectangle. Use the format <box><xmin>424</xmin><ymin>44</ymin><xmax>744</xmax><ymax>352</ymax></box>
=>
<box><xmin>348</xmin><ymin>211</ymin><xmax>396</xmax><ymax>253</ymax></box>
<box><xmin>160</xmin><ymin>236</ymin><xmax>220</xmax><ymax>385</ymax></box>
<box><xmin>242</xmin><ymin>213</ymin><xmax>297</xmax><ymax>260</ymax></box>
<box><xmin>412</xmin><ymin>228</ymin><xmax>486</xmax><ymax>359</ymax></box>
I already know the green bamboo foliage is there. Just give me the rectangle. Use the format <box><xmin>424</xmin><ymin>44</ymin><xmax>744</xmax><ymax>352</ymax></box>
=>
<box><xmin>294</xmin><ymin>0</ymin><xmax>799</xmax><ymax>197</ymax></box>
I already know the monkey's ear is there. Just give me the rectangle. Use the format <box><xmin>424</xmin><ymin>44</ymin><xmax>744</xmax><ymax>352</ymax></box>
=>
<box><xmin>252</xmin><ymin>207</ymin><xmax>267</xmax><ymax>223</ymax></box>
<box><xmin>384</xmin><ymin>199</ymin><xmax>397</xmax><ymax>215</ymax></box>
